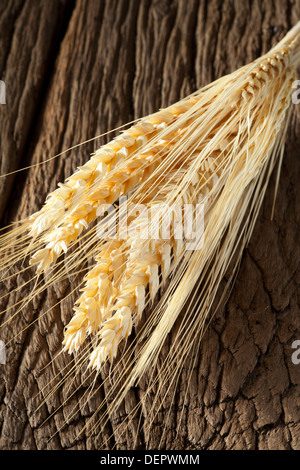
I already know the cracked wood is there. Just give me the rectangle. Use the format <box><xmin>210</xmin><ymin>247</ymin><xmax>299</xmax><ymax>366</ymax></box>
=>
<box><xmin>0</xmin><ymin>0</ymin><xmax>300</xmax><ymax>450</ymax></box>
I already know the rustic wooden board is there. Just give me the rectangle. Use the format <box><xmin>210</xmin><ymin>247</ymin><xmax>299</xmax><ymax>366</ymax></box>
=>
<box><xmin>0</xmin><ymin>0</ymin><xmax>74</xmax><ymax>220</ymax></box>
<box><xmin>0</xmin><ymin>0</ymin><xmax>300</xmax><ymax>450</ymax></box>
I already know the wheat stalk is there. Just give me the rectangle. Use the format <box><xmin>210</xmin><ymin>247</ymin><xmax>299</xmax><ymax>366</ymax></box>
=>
<box><xmin>1</xmin><ymin>21</ymin><xmax>300</xmax><ymax>445</ymax></box>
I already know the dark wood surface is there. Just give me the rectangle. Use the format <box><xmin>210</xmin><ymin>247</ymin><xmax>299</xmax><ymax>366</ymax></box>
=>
<box><xmin>0</xmin><ymin>0</ymin><xmax>300</xmax><ymax>450</ymax></box>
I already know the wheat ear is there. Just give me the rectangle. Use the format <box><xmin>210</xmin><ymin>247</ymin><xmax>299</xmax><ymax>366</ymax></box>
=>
<box><xmin>28</xmin><ymin>96</ymin><xmax>203</xmax><ymax>273</ymax></box>
<box><xmin>79</xmin><ymin>23</ymin><xmax>300</xmax><ymax>426</ymax></box>
<box><xmin>63</xmin><ymin>124</ymin><xmax>231</xmax><ymax>365</ymax></box>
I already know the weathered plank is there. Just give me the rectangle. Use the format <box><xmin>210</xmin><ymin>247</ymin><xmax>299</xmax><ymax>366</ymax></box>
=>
<box><xmin>0</xmin><ymin>0</ymin><xmax>300</xmax><ymax>450</ymax></box>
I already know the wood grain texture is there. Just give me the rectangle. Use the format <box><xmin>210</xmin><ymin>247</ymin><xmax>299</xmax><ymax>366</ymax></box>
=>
<box><xmin>0</xmin><ymin>0</ymin><xmax>300</xmax><ymax>450</ymax></box>
<box><xmin>0</xmin><ymin>0</ymin><xmax>74</xmax><ymax>220</ymax></box>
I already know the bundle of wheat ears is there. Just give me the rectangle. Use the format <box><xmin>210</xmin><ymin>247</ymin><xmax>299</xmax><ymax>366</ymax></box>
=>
<box><xmin>1</xmin><ymin>22</ymin><xmax>300</xmax><ymax>443</ymax></box>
